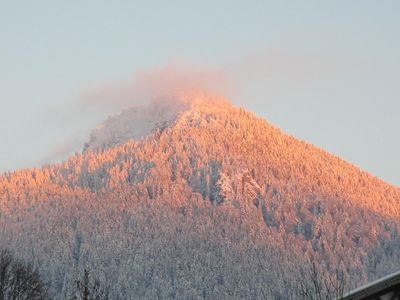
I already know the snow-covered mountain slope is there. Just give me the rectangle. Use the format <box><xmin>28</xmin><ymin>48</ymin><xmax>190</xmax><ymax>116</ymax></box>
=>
<box><xmin>84</xmin><ymin>92</ymin><xmax>229</xmax><ymax>151</ymax></box>
<box><xmin>1</xmin><ymin>92</ymin><xmax>399</xmax><ymax>299</ymax></box>
<box><xmin>84</xmin><ymin>97</ymin><xmax>190</xmax><ymax>151</ymax></box>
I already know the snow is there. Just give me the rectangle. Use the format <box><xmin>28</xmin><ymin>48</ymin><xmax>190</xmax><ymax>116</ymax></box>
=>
<box><xmin>83</xmin><ymin>92</ymin><xmax>230</xmax><ymax>151</ymax></box>
<box><xmin>84</xmin><ymin>97</ymin><xmax>190</xmax><ymax>151</ymax></box>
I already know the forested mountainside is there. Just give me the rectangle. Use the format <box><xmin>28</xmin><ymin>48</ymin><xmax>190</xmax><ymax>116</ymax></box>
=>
<box><xmin>1</xmin><ymin>93</ymin><xmax>399</xmax><ymax>299</ymax></box>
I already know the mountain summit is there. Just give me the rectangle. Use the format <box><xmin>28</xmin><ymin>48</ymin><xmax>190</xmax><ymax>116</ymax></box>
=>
<box><xmin>0</xmin><ymin>92</ymin><xmax>399</xmax><ymax>298</ymax></box>
<box><xmin>83</xmin><ymin>92</ymin><xmax>398</xmax><ymax>216</ymax></box>
<box><xmin>84</xmin><ymin>92</ymin><xmax>229</xmax><ymax>151</ymax></box>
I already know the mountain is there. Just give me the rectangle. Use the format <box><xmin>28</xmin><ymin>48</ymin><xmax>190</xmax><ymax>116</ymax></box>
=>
<box><xmin>83</xmin><ymin>96</ymin><xmax>191</xmax><ymax>151</ymax></box>
<box><xmin>0</xmin><ymin>92</ymin><xmax>399</xmax><ymax>299</ymax></box>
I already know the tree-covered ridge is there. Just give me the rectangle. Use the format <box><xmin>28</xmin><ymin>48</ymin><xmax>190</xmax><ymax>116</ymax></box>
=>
<box><xmin>1</xmin><ymin>94</ymin><xmax>398</xmax><ymax>214</ymax></box>
<box><xmin>0</xmin><ymin>93</ymin><xmax>399</xmax><ymax>298</ymax></box>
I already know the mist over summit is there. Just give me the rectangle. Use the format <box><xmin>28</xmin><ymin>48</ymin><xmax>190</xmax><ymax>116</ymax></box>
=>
<box><xmin>84</xmin><ymin>92</ymin><xmax>230</xmax><ymax>151</ymax></box>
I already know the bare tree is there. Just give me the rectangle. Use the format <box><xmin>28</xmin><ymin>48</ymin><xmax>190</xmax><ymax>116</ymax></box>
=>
<box><xmin>293</xmin><ymin>261</ymin><xmax>347</xmax><ymax>300</ymax></box>
<box><xmin>73</xmin><ymin>269</ymin><xmax>109</xmax><ymax>300</ymax></box>
<box><xmin>0</xmin><ymin>248</ymin><xmax>48</xmax><ymax>300</ymax></box>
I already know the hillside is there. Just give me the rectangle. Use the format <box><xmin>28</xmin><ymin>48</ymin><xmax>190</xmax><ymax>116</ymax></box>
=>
<box><xmin>0</xmin><ymin>92</ymin><xmax>399</xmax><ymax>299</ymax></box>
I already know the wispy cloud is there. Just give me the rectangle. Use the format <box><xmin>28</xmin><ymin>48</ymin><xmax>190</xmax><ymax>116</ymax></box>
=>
<box><xmin>36</xmin><ymin>49</ymin><xmax>356</xmax><ymax>166</ymax></box>
<box><xmin>78</xmin><ymin>63</ymin><xmax>231</xmax><ymax>113</ymax></box>
<box><xmin>226</xmin><ymin>48</ymin><xmax>353</xmax><ymax>87</ymax></box>
<box><xmin>39</xmin><ymin>136</ymin><xmax>83</xmax><ymax>166</ymax></box>
<box><xmin>75</xmin><ymin>49</ymin><xmax>353</xmax><ymax>113</ymax></box>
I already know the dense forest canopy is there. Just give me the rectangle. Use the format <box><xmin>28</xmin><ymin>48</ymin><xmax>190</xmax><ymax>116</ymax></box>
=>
<box><xmin>1</xmin><ymin>93</ymin><xmax>399</xmax><ymax>299</ymax></box>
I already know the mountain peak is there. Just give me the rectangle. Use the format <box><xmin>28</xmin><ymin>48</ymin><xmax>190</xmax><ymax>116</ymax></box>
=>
<box><xmin>2</xmin><ymin>89</ymin><xmax>400</xmax><ymax>299</ymax></box>
<box><xmin>84</xmin><ymin>91</ymin><xmax>230</xmax><ymax>151</ymax></box>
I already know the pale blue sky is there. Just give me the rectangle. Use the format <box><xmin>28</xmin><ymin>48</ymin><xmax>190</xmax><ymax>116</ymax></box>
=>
<box><xmin>0</xmin><ymin>1</ymin><xmax>399</xmax><ymax>185</ymax></box>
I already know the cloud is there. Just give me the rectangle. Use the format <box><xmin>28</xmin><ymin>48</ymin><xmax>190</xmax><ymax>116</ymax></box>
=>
<box><xmin>36</xmin><ymin>63</ymin><xmax>232</xmax><ymax>166</ymax></box>
<box><xmin>36</xmin><ymin>49</ymin><xmax>355</xmax><ymax>167</ymax></box>
<box><xmin>39</xmin><ymin>136</ymin><xmax>83</xmax><ymax>165</ymax></box>
<box><xmin>76</xmin><ymin>49</ymin><xmax>353</xmax><ymax>114</ymax></box>
<box><xmin>78</xmin><ymin>63</ymin><xmax>231</xmax><ymax>113</ymax></box>
<box><xmin>226</xmin><ymin>48</ymin><xmax>353</xmax><ymax>84</ymax></box>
